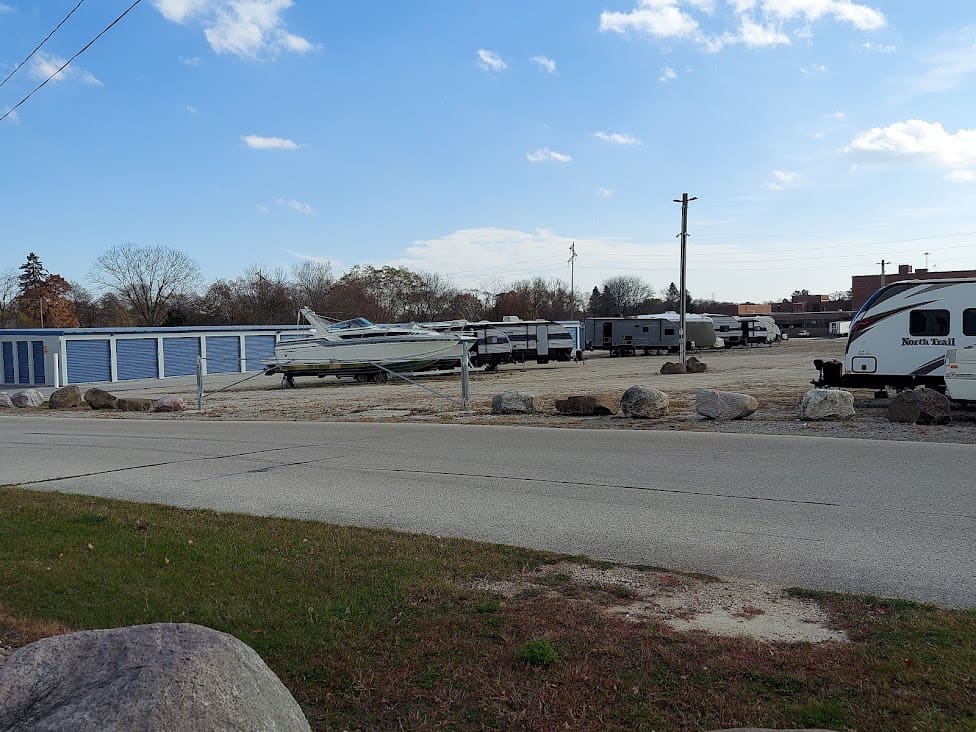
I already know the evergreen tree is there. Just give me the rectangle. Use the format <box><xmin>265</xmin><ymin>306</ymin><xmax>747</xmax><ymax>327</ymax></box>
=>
<box><xmin>17</xmin><ymin>252</ymin><xmax>48</xmax><ymax>294</ymax></box>
<box><xmin>664</xmin><ymin>282</ymin><xmax>680</xmax><ymax>310</ymax></box>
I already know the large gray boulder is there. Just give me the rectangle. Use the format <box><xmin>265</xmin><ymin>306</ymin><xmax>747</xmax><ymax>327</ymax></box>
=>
<box><xmin>491</xmin><ymin>391</ymin><xmax>535</xmax><ymax>414</ymax></box>
<box><xmin>554</xmin><ymin>394</ymin><xmax>617</xmax><ymax>416</ymax></box>
<box><xmin>84</xmin><ymin>387</ymin><xmax>118</xmax><ymax>410</ymax></box>
<box><xmin>152</xmin><ymin>395</ymin><xmax>187</xmax><ymax>413</ymax></box>
<box><xmin>620</xmin><ymin>385</ymin><xmax>669</xmax><ymax>418</ymax></box>
<box><xmin>696</xmin><ymin>389</ymin><xmax>758</xmax><ymax>420</ymax></box>
<box><xmin>48</xmin><ymin>385</ymin><xmax>83</xmax><ymax>409</ymax></box>
<box><xmin>660</xmin><ymin>361</ymin><xmax>687</xmax><ymax>375</ymax></box>
<box><xmin>799</xmin><ymin>388</ymin><xmax>854</xmax><ymax>420</ymax></box>
<box><xmin>10</xmin><ymin>389</ymin><xmax>43</xmax><ymax>408</ymax></box>
<box><xmin>0</xmin><ymin>623</ymin><xmax>310</xmax><ymax>732</ymax></box>
<box><xmin>887</xmin><ymin>387</ymin><xmax>951</xmax><ymax>425</ymax></box>
<box><xmin>0</xmin><ymin>392</ymin><xmax>12</xmax><ymax>409</ymax></box>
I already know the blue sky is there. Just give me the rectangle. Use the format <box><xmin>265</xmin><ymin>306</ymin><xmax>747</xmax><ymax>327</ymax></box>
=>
<box><xmin>1</xmin><ymin>0</ymin><xmax>975</xmax><ymax>302</ymax></box>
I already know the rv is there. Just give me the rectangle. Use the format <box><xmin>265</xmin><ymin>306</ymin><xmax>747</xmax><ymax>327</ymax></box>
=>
<box><xmin>706</xmin><ymin>314</ymin><xmax>744</xmax><ymax>347</ymax></box>
<box><xmin>754</xmin><ymin>315</ymin><xmax>782</xmax><ymax>344</ymax></box>
<box><xmin>656</xmin><ymin>312</ymin><xmax>717</xmax><ymax>349</ymax></box>
<box><xmin>584</xmin><ymin>316</ymin><xmax>679</xmax><ymax>355</ymax></box>
<box><xmin>829</xmin><ymin>320</ymin><xmax>851</xmax><ymax>337</ymax></box>
<box><xmin>945</xmin><ymin>347</ymin><xmax>976</xmax><ymax>402</ymax></box>
<box><xmin>815</xmin><ymin>278</ymin><xmax>976</xmax><ymax>390</ymax></box>
<box><xmin>423</xmin><ymin>321</ymin><xmax>514</xmax><ymax>370</ymax></box>
<box><xmin>478</xmin><ymin>317</ymin><xmax>575</xmax><ymax>364</ymax></box>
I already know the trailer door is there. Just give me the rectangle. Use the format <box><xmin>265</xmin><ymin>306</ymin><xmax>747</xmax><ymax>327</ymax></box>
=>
<box><xmin>602</xmin><ymin>321</ymin><xmax>612</xmax><ymax>346</ymax></box>
<box><xmin>536</xmin><ymin>325</ymin><xmax>549</xmax><ymax>356</ymax></box>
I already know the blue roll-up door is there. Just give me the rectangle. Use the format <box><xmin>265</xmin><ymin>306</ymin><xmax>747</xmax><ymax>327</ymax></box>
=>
<box><xmin>31</xmin><ymin>341</ymin><xmax>45</xmax><ymax>385</ymax></box>
<box><xmin>16</xmin><ymin>341</ymin><xmax>29</xmax><ymax>383</ymax></box>
<box><xmin>163</xmin><ymin>337</ymin><xmax>200</xmax><ymax>377</ymax></box>
<box><xmin>206</xmin><ymin>336</ymin><xmax>241</xmax><ymax>374</ymax></box>
<box><xmin>2</xmin><ymin>342</ymin><xmax>14</xmax><ymax>384</ymax></box>
<box><xmin>117</xmin><ymin>338</ymin><xmax>159</xmax><ymax>380</ymax></box>
<box><xmin>244</xmin><ymin>335</ymin><xmax>276</xmax><ymax>371</ymax></box>
<box><xmin>66</xmin><ymin>340</ymin><xmax>111</xmax><ymax>383</ymax></box>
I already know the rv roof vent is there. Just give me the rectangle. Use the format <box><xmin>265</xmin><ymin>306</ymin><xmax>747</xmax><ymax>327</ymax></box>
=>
<box><xmin>501</xmin><ymin>315</ymin><xmax>521</xmax><ymax>322</ymax></box>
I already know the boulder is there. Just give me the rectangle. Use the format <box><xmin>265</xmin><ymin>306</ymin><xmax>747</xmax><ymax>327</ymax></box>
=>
<box><xmin>799</xmin><ymin>388</ymin><xmax>855</xmax><ymax>420</ymax></box>
<box><xmin>48</xmin><ymin>385</ymin><xmax>83</xmax><ymax>409</ymax></box>
<box><xmin>10</xmin><ymin>389</ymin><xmax>43</xmax><ymax>408</ymax></box>
<box><xmin>620</xmin><ymin>385</ymin><xmax>669</xmax><ymax>418</ymax></box>
<box><xmin>887</xmin><ymin>387</ymin><xmax>951</xmax><ymax>425</ymax></box>
<box><xmin>0</xmin><ymin>392</ymin><xmax>12</xmax><ymax>409</ymax></box>
<box><xmin>660</xmin><ymin>361</ymin><xmax>687</xmax><ymax>375</ymax></box>
<box><xmin>116</xmin><ymin>397</ymin><xmax>154</xmax><ymax>413</ymax></box>
<box><xmin>696</xmin><ymin>389</ymin><xmax>759</xmax><ymax>420</ymax></box>
<box><xmin>491</xmin><ymin>391</ymin><xmax>535</xmax><ymax>414</ymax></box>
<box><xmin>685</xmin><ymin>356</ymin><xmax>708</xmax><ymax>374</ymax></box>
<box><xmin>554</xmin><ymin>394</ymin><xmax>617</xmax><ymax>416</ymax></box>
<box><xmin>152</xmin><ymin>395</ymin><xmax>187</xmax><ymax>413</ymax></box>
<box><xmin>84</xmin><ymin>388</ymin><xmax>118</xmax><ymax>410</ymax></box>
<box><xmin>0</xmin><ymin>623</ymin><xmax>310</xmax><ymax>732</ymax></box>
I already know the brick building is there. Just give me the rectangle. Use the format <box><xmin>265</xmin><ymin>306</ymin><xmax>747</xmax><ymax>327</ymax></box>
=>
<box><xmin>851</xmin><ymin>264</ymin><xmax>976</xmax><ymax>311</ymax></box>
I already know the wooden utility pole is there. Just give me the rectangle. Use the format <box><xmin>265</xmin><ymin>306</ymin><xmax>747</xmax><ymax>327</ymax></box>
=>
<box><xmin>878</xmin><ymin>259</ymin><xmax>891</xmax><ymax>286</ymax></box>
<box><xmin>674</xmin><ymin>193</ymin><xmax>697</xmax><ymax>365</ymax></box>
<box><xmin>568</xmin><ymin>241</ymin><xmax>577</xmax><ymax>313</ymax></box>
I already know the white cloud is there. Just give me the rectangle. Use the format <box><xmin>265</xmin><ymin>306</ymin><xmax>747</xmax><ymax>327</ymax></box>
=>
<box><xmin>0</xmin><ymin>3</ymin><xmax>14</xmax><ymax>13</ymax></box>
<box><xmin>767</xmin><ymin>169</ymin><xmax>800</xmax><ymax>189</ymax></box>
<box><xmin>759</xmin><ymin>0</ymin><xmax>885</xmax><ymax>31</ymax></box>
<box><xmin>179</xmin><ymin>55</ymin><xmax>202</xmax><ymax>66</ymax></box>
<box><xmin>276</xmin><ymin>197</ymin><xmax>314</xmax><ymax>214</ymax></box>
<box><xmin>599</xmin><ymin>0</ymin><xmax>703</xmax><ymax>41</ymax></box>
<box><xmin>257</xmin><ymin>204</ymin><xmax>271</xmax><ymax>214</ymax></box>
<box><xmin>153</xmin><ymin>0</ymin><xmax>318</xmax><ymax>60</ymax></box>
<box><xmin>530</xmin><ymin>55</ymin><xmax>557</xmax><ymax>73</ymax></box>
<box><xmin>242</xmin><ymin>134</ymin><xmax>299</xmax><ymax>150</ymax></box>
<box><xmin>183</xmin><ymin>104</ymin><xmax>197</xmax><ymax>113</ymax></box>
<box><xmin>598</xmin><ymin>187</ymin><xmax>616</xmax><ymax>197</ymax></box>
<box><xmin>799</xmin><ymin>63</ymin><xmax>828</xmax><ymax>75</ymax></box>
<box><xmin>736</xmin><ymin>16</ymin><xmax>790</xmax><ymax>47</ymax></box>
<box><xmin>907</xmin><ymin>38</ymin><xmax>976</xmax><ymax>94</ymax></box>
<box><xmin>861</xmin><ymin>41</ymin><xmax>895</xmax><ymax>53</ymax></box>
<box><xmin>29</xmin><ymin>52</ymin><xmax>101</xmax><ymax>85</ymax></box>
<box><xmin>659</xmin><ymin>65</ymin><xmax>677</xmax><ymax>81</ymax></box>
<box><xmin>526</xmin><ymin>147</ymin><xmax>572</xmax><ymax>163</ymax></box>
<box><xmin>476</xmin><ymin>49</ymin><xmax>507</xmax><ymax>72</ymax></box>
<box><xmin>594</xmin><ymin>131</ymin><xmax>643</xmax><ymax>145</ymax></box>
<box><xmin>830</xmin><ymin>110</ymin><xmax>846</xmax><ymax>119</ymax></box>
<box><xmin>946</xmin><ymin>169</ymin><xmax>976</xmax><ymax>183</ymax></box>
<box><xmin>847</xmin><ymin>120</ymin><xmax>976</xmax><ymax>168</ymax></box>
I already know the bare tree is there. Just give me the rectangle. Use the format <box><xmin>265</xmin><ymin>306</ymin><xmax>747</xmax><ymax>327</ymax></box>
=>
<box><xmin>291</xmin><ymin>260</ymin><xmax>334</xmax><ymax>312</ymax></box>
<box><xmin>594</xmin><ymin>276</ymin><xmax>654</xmax><ymax>316</ymax></box>
<box><xmin>0</xmin><ymin>268</ymin><xmax>18</xmax><ymax>327</ymax></box>
<box><xmin>89</xmin><ymin>244</ymin><xmax>201</xmax><ymax>326</ymax></box>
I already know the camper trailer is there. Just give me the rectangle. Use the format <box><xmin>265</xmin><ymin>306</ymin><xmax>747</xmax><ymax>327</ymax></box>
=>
<box><xmin>815</xmin><ymin>278</ymin><xmax>976</xmax><ymax>390</ymax></box>
<box><xmin>707</xmin><ymin>314</ymin><xmax>744</xmax><ymax>347</ymax></box>
<box><xmin>945</xmin><ymin>347</ymin><xmax>976</xmax><ymax>402</ymax></box>
<box><xmin>424</xmin><ymin>321</ymin><xmax>514</xmax><ymax>370</ymax></box>
<box><xmin>829</xmin><ymin>320</ymin><xmax>851</xmax><ymax>337</ymax></box>
<box><xmin>584</xmin><ymin>317</ymin><xmax>679</xmax><ymax>355</ymax></box>
<box><xmin>656</xmin><ymin>312</ymin><xmax>717</xmax><ymax>349</ymax></box>
<box><xmin>478</xmin><ymin>318</ymin><xmax>575</xmax><ymax>364</ymax></box>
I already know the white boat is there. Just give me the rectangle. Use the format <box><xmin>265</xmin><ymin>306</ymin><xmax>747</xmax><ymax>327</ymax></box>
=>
<box><xmin>263</xmin><ymin>308</ymin><xmax>471</xmax><ymax>385</ymax></box>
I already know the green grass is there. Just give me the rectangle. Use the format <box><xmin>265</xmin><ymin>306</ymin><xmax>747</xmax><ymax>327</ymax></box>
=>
<box><xmin>1</xmin><ymin>486</ymin><xmax>975</xmax><ymax>730</ymax></box>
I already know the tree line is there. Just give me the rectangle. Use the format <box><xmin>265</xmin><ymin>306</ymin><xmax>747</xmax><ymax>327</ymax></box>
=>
<box><xmin>0</xmin><ymin>245</ymin><xmax>736</xmax><ymax>329</ymax></box>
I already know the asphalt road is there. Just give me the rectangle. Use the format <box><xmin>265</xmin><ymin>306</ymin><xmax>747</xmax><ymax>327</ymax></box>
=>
<box><xmin>2</xmin><ymin>416</ymin><xmax>973</xmax><ymax>607</ymax></box>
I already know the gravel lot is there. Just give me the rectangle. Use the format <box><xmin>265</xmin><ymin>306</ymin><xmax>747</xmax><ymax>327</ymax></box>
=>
<box><xmin>20</xmin><ymin>338</ymin><xmax>975</xmax><ymax>444</ymax></box>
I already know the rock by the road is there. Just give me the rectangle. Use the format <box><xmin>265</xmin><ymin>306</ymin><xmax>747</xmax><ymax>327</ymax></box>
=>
<box><xmin>116</xmin><ymin>397</ymin><xmax>154</xmax><ymax>413</ymax></box>
<box><xmin>620</xmin><ymin>385</ymin><xmax>669</xmax><ymax>418</ymax></box>
<box><xmin>887</xmin><ymin>387</ymin><xmax>951</xmax><ymax>425</ymax></box>
<box><xmin>685</xmin><ymin>356</ymin><xmax>708</xmax><ymax>373</ymax></box>
<box><xmin>48</xmin><ymin>385</ymin><xmax>83</xmax><ymax>409</ymax></box>
<box><xmin>84</xmin><ymin>388</ymin><xmax>118</xmax><ymax>410</ymax></box>
<box><xmin>0</xmin><ymin>392</ymin><xmax>12</xmax><ymax>409</ymax></box>
<box><xmin>660</xmin><ymin>361</ymin><xmax>687</xmax><ymax>375</ymax></box>
<box><xmin>696</xmin><ymin>389</ymin><xmax>758</xmax><ymax>420</ymax></box>
<box><xmin>491</xmin><ymin>391</ymin><xmax>535</xmax><ymax>414</ymax></box>
<box><xmin>10</xmin><ymin>390</ymin><xmax>43</xmax><ymax>408</ymax></box>
<box><xmin>0</xmin><ymin>623</ymin><xmax>311</xmax><ymax>732</ymax></box>
<box><xmin>554</xmin><ymin>394</ymin><xmax>617</xmax><ymax>416</ymax></box>
<box><xmin>152</xmin><ymin>395</ymin><xmax>187</xmax><ymax>413</ymax></box>
<box><xmin>799</xmin><ymin>389</ymin><xmax>854</xmax><ymax>421</ymax></box>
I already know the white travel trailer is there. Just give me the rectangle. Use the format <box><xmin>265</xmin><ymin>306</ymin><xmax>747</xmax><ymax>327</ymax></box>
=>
<box><xmin>815</xmin><ymin>278</ymin><xmax>976</xmax><ymax>390</ymax></box>
<box><xmin>945</xmin><ymin>347</ymin><xmax>976</xmax><ymax>402</ymax></box>
<box><xmin>829</xmin><ymin>320</ymin><xmax>851</xmax><ymax>337</ymax></box>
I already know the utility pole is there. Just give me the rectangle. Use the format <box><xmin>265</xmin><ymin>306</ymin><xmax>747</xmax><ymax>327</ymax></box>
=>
<box><xmin>924</xmin><ymin>251</ymin><xmax>930</xmax><ymax>270</ymax></box>
<box><xmin>568</xmin><ymin>241</ymin><xmax>577</xmax><ymax>314</ymax></box>
<box><xmin>878</xmin><ymin>259</ymin><xmax>891</xmax><ymax>286</ymax></box>
<box><xmin>674</xmin><ymin>193</ymin><xmax>697</xmax><ymax>365</ymax></box>
<box><xmin>38</xmin><ymin>298</ymin><xmax>44</xmax><ymax>328</ymax></box>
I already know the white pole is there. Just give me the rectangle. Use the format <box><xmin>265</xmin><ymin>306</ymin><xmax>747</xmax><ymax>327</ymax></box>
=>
<box><xmin>459</xmin><ymin>340</ymin><xmax>471</xmax><ymax>412</ymax></box>
<box><xmin>196</xmin><ymin>356</ymin><xmax>204</xmax><ymax>412</ymax></box>
<box><xmin>52</xmin><ymin>353</ymin><xmax>60</xmax><ymax>389</ymax></box>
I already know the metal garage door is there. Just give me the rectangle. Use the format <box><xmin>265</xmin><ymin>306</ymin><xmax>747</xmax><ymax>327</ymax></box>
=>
<box><xmin>66</xmin><ymin>340</ymin><xmax>111</xmax><ymax>383</ymax></box>
<box><xmin>31</xmin><ymin>341</ymin><xmax>45</xmax><ymax>384</ymax></box>
<box><xmin>2</xmin><ymin>342</ymin><xmax>13</xmax><ymax>384</ymax></box>
<box><xmin>117</xmin><ymin>338</ymin><xmax>159</xmax><ymax>380</ymax></box>
<box><xmin>244</xmin><ymin>335</ymin><xmax>276</xmax><ymax>371</ymax></box>
<box><xmin>163</xmin><ymin>337</ymin><xmax>200</xmax><ymax>377</ymax></box>
<box><xmin>206</xmin><ymin>336</ymin><xmax>241</xmax><ymax>374</ymax></box>
<box><xmin>16</xmin><ymin>341</ymin><xmax>29</xmax><ymax>383</ymax></box>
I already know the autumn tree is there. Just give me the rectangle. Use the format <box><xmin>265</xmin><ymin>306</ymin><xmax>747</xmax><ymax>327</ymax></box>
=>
<box><xmin>89</xmin><ymin>244</ymin><xmax>201</xmax><ymax>326</ymax></box>
<box><xmin>13</xmin><ymin>253</ymin><xmax>79</xmax><ymax>327</ymax></box>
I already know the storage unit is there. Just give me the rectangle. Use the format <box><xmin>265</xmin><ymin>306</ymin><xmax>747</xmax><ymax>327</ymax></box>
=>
<box><xmin>66</xmin><ymin>340</ymin><xmax>111</xmax><ymax>384</ymax></box>
<box><xmin>116</xmin><ymin>338</ymin><xmax>159</xmax><ymax>380</ymax></box>
<box><xmin>205</xmin><ymin>336</ymin><xmax>241</xmax><ymax>374</ymax></box>
<box><xmin>163</xmin><ymin>337</ymin><xmax>201</xmax><ymax>377</ymax></box>
<box><xmin>244</xmin><ymin>335</ymin><xmax>277</xmax><ymax>371</ymax></box>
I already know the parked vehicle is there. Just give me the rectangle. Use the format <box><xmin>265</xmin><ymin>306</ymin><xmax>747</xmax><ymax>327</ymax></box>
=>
<box><xmin>478</xmin><ymin>317</ymin><xmax>575</xmax><ymax>364</ymax></box>
<box><xmin>423</xmin><ymin>321</ymin><xmax>513</xmax><ymax>370</ymax></box>
<box><xmin>796</xmin><ymin>330</ymin><xmax>811</xmax><ymax>338</ymax></box>
<box><xmin>706</xmin><ymin>314</ymin><xmax>744</xmax><ymax>347</ymax></box>
<box><xmin>829</xmin><ymin>321</ymin><xmax>851</xmax><ymax>337</ymax></box>
<box><xmin>657</xmin><ymin>312</ymin><xmax>717</xmax><ymax>349</ymax></box>
<box><xmin>945</xmin><ymin>347</ymin><xmax>976</xmax><ymax>402</ymax></box>
<box><xmin>584</xmin><ymin>316</ymin><xmax>678</xmax><ymax>355</ymax></box>
<box><xmin>814</xmin><ymin>278</ymin><xmax>976</xmax><ymax>390</ymax></box>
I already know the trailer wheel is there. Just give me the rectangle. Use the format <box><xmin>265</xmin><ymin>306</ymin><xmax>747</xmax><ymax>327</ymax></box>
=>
<box><xmin>372</xmin><ymin>371</ymin><xmax>389</xmax><ymax>384</ymax></box>
<box><xmin>537</xmin><ymin>358</ymin><xmax>549</xmax><ymax>365</ymax></box>
<box><xmin>354</xmin><ymin>373</ymin><xmax>370</xmax><ymax>383</ymax></box>
<box><xmin>282</xmin><ymin>374</ymin><xmax>295</xmax><ymax>389</ymax></box>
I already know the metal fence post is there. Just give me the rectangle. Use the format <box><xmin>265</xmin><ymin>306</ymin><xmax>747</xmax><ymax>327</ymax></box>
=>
<box><xmin>196</xmin><ymin>356</ymin><xmax>204</xmax><ymax>412</ymax></box>
<box><xmin>460</xmin><ymin>340</ymin><xmax>471</xmax><ymax>412</ymax></box>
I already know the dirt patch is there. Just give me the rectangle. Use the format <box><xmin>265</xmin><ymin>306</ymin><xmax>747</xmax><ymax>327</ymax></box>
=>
<box><xmin>477</xmin><ymin>561</ymin><xmax>847</xmax><ymax>644</ymax></box>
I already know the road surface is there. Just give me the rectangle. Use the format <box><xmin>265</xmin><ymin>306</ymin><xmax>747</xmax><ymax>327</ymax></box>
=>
<box><xmin>1</xmin><ymin>416</ymin><xmax>973</xmax><ymax>606</ymax></box>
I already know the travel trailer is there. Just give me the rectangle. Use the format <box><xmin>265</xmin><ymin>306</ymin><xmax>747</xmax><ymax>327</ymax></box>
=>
<box><xmin>814</xmin><ymin>279</ymin><xmax>976</xmax><ymax>390</ymax></box>
<box><xmin>656</xmin><ymin>312</ymin><xmax>717</xmax><ymax>349</ymax></box>
<box><xmin>477</xmin><ymin>318</ymin><xmax>575</xmax><ymax>364</ymax></box>
<box><xmin>945</xmin><ymin>347</ymin><xmax>976</xmax><ymax>402</ymax></box>
<box><xmin>829</xmin><ymin>320</ymin><xmax>851</xmax><ymax>337</ymax></box>
<box><xmin>423</xmin><ymin>321</ymin><xmax>514</xmax><ymax>370</ymax></box>
<box><xmin>706</xmin><ymin>314</ymin><xmax>744</xmax><ymax>347</ymax></box>
<box><xmin>584</xmin><ymin>316</ymin><xmax>679</xmax><ymax>355</ymax></box>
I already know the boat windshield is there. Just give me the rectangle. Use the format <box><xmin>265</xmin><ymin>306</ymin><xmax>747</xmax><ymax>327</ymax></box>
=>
<box><xmin>328</xmin><ymin>317</ymin><xmax>374</xmax><ymax>330</ymax></box>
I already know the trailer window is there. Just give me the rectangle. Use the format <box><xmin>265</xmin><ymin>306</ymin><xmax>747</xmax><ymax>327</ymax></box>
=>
<box><xmin>664</xmin><ymin>328</ymin><xmax>675</xmax><ymax>336</ymax></box>
<box><xmin>909</xmin><ymin>309</ymin><xmax>950</xmax><ymax>336</ymax></box>
<box><xmin>964</xmin><ymin>309</ymin><xmax>976</xmax><ymax>336</ymax></box>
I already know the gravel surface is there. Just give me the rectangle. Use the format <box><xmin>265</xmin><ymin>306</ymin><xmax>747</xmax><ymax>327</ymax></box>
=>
<box><xmin>7</xmin><ymin>339</ymin><xmax>975</xmax><ymax>443</ymax></box>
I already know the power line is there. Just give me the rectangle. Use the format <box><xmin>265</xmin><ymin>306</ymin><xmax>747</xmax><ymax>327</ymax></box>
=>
<box><xmin>0</xmin><ymin>0</ymin><xmax>143</xmax><ymax>124</ymax></box>
<box><xmin>0</xmin><ymin>0</ymin><xmax>87</xmax><ymax>90</ymax></box>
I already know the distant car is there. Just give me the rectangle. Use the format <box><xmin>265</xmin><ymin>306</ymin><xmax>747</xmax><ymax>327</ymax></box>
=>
<box><xmin>796</xmin><ymin>329</ymin><xmax>811</xmax><ymax>338</ymax></box>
